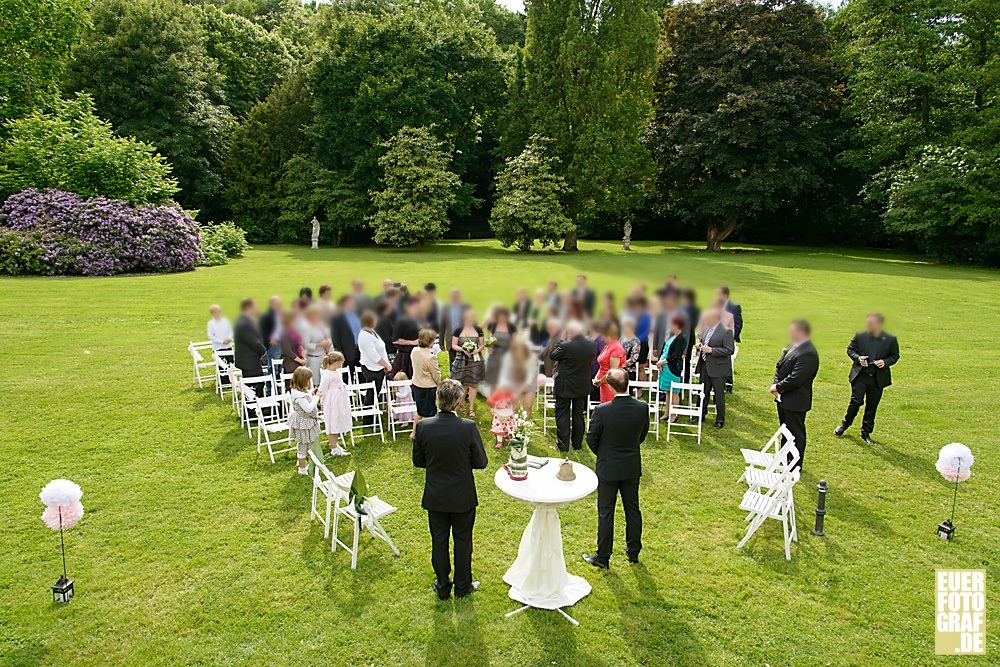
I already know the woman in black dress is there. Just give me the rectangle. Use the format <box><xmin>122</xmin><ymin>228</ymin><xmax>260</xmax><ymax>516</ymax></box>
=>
<box><xmin>450</xmin><ymin>309</ymin><xmax>485</xmax><ymax>417</ymax></box>
<box><xmin>391</xmin><ymin>297</ymin><xmax>421</xmax><ymax>378</ymax></box>
<box><xmin>485</xmin><ymin>306</ymin><xmax>516</xmax><ymax>389</ymax></box>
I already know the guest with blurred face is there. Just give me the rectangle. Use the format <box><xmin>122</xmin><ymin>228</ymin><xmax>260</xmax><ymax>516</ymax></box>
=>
<box><xmin>301</xmin><ymin>303</ymin><xmax>332</xmax><ymax>383</ymax></box>
<box><xmin>259</xmin><ymin>296</ymin><xmax>283</xmax><ymax>374</ymax></box>
<box><xmin>207</xmin><ymin>304</ymin><xmax>233</xmax><ymax>353</ymax></box>
<box><xmin>450</xmin><ymin>310</ymin><xmax>485</xmax><ymax>416</ymax></box>
<box><xmin>771</xmin><ymin>320</ymin><xmax>819</xmax><ymax>469</ymax></box>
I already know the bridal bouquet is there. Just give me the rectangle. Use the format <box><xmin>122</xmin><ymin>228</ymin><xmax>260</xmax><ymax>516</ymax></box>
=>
<box><xmin>484</xmin><ymin>334</ymin><xmax>498</xmax><ymax>349</ymax></box>
<box><xmin>461</xmin><ymin>339</ymin><xmax>477</xmax><ymax>355</ymax></box>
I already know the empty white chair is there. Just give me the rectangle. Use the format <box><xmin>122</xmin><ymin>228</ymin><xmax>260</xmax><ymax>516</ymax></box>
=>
<box><xmin>628</xmin><ymin>380</ymin><xmax>660</xmax><ymax>440</ymax></box>
<box><xmin>309</xmin><ymin>451</ymin><xmax>355</xmax><ymax>540</ymax></box>
<box><xmin>212</xmin><ymin>351</ymin><xmax>235</xmax><ymax>399</ymax></box>
<box><xmin>348</xmin><ymin>381</ymin><xmax>385</xmax><ymax>446</ymax></box>
<box><xmin>737</xmin><ymin>468</ymin><xmax>799</xmax><ymax>560</ymax></box>
<box><xmin>740</xmin><ymin>424</ymin><xmax>796</xmax><ymax>472</ymax></box>
<box><xmin>330</xmin><ymin>475</ymin><xmax>399</xmax><ymax>568</ymax></box>
<box><xmin>666</xmin><ymin>381</ymin><xmax>704</xmax><ymax>443</ymax></box>
<box><xmin>541</xmin><ymin>377</ymin><xmax>556</xmax><ymax>435</ymax></box>
<box><xmin>189</xmin><ymin>342</ymin><xmax>215</xmax><ymax>388</ymax></box>
<box><xmin>254</xmin><ymin>394</ymin><xmax>297</xmax><ymax>463</ymax></box>
<box><xmin>239</xmin><ymin>375</ymin><xmax>275</xmax><ymax>436</ymax></box>
<box><xmin>386</xmin><ymin>379</ymin><xmax>415</xmax><ymax>440</ymax></box>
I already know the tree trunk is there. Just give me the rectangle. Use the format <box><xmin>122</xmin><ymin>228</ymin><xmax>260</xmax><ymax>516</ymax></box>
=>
<box><xmin>705</xmin><ymin>213</ymin><xmax>740</xmax><ymax>252</ymax></box>
<box><xmin>562</xmin><ymin>229</ymin><xmax>578</xmax><ymax>252</ymax></box>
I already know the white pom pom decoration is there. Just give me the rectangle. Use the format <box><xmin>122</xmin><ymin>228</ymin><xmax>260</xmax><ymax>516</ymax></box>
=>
<box><xmin>936</xmin><ymin>443</ymin><xmax>974</xmax><ymax>483</ymax></box>
<box><xmin>39</xmin><ymin>479</ymin><xmax>83</xmax><ymax>506</ymax></box>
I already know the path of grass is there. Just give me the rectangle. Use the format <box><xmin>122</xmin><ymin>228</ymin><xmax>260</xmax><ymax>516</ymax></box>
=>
<box><xmin>1</xmin><ymin>240</ymin><xmax>997</xmax><ymax>666</ymax></box>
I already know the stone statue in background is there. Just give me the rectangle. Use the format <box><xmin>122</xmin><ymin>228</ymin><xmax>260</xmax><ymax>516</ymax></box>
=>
<box><xmin>311</xmin><ymin>217</ymin><xmax>320</xmax><ymax>249</ymax></box>
<box><xmin>623</xmin><ymin>220</ymin><xmax>632</xmax><ymax>251</ymax></box>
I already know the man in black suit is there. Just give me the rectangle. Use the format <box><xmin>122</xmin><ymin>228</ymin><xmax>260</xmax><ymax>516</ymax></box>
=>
<box><xmin>549</xmin><ymin>321</ymin><xmax>594</xmax><ymax>451</ymax></box>
<box><xmin>836</xmin><ymin>313</ymin><xmax>900</xmax><ymax>444</ymax></box>
<box><xmin>258</xmin><ymin>295</ymin><xmax>283</xmax><ymax>376</ymax></box>
<box><xmin>233</xmin><ymin>297</ymin><xmax>267</xmax><ymax>379</ymax></box>
<box><xmin>412</xmin><ymin>379</ymin><xmax>489</xmax><ymax>600</ymax></box>
<box><xmin>424</xmin><ymin>283</ymin><xmax>441</xmax><ymax>334</ymax></box>
<box><xmin>770</xmin><ymin>319</ymin><xmax>820</xmax><ymax>470</ymax></box>
<box><xmin>718</xmin><ymin>286</ymin><xmax>742</xmax><ymax>393</ymax></box>
<box><xmin>697</xmin><ymin>310</ymin><xmax>736</xmax><ymax>429</ymax></box>
<box><xmin>583</xmin><ymin>369</ymin><xmax>649</xmax><ymax>569</ymax></box>
<box><xmin>573</xmin><ymin>274</ymin><xmax>596</xmax><ymax>318</ymax></box>
<box><xmin>330</xmin><ymin>294</ymin><xmax>362</xmax><ymax>373</ymax></box>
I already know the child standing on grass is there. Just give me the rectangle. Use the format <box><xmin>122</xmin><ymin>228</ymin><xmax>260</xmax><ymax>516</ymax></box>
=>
<box><xmin>288</xmin><ymin>367</ymin><xmax>321</xmax><ymax>475</ymax></box>
<box><xmin>487</xmin><ymin>384</ymin><xmax>516</xmax><ymax>449</ymax></box>
<box><xmin>392</xmin><ymin>371</ymin><xmax>417</xmax><ymax>424</ymax></box>
<box><xmin>319</xmin><ymin>352</ymin><xmax>352</xmax><ymax>457</ymax></box>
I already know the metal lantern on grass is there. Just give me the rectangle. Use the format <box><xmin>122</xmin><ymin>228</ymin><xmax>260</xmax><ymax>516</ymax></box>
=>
<box><xmin>935</xmin><ymin>444</ymin><xmax>974</xmax><ymax>541</ymax></box>
<box><xmin>40</xmin><ymin>479</ymin><xmax>84</xmax><ymax>603</ymax></box>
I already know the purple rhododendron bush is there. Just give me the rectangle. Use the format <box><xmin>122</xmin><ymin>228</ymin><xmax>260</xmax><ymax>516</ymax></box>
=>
<box><xmin>0</xmin><ymin>188</ymin><xmax>201</xmax><ymax>276</ymax></box>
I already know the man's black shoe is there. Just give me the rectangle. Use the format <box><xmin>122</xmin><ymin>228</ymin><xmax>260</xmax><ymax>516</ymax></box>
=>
<box><xmin>861</xmin><ymin>434</ymin><xmax>874</xmax><ymax>445</ymax></box>
<box><xmin>626</xmin><ymin>552</ymin><xmax>639</xmax><ymax>564</ymax></box>
<box><xmin>834</xmin><ymin>424</ymin><xmax>846</xmax><ymax>436</ymax></box>
<box><xmin>433</xmin><ymin>579</ymin><xmax>452</xmax><ymax>600</ymax></box>
<box><xmin>713</xmin><ymin>421</ymin><xmax>724</xmax><ymax>429</ymax></box>
<box><xmin>455</xmin><ymin>581</ymin><xmax>480</xmax><ymax>598</ymax></box>
<box><xmin>581</xmin><ymin>554</ymin><xmax>608</xmax><ymax>569</ymax></box>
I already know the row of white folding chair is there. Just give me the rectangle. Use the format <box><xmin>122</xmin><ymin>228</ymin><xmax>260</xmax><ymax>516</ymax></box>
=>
<box><xmin>386</xmin><ymin>379</ymin><xmax>415</xmax><ymax>440</ymax></box>
<box><xmin>737</xmin><ymin>468</ymin><xmax>799</xmax><ymax>560</ymax></box>
<box><xmin>309</xmin><ymin>451</ymin><xmax>399</xmax><ymax>568</ymax></box>
<box><xmin>347</xmin><ymin>381</ymin><xmax>385</xmax><ymax>445</ymax></box>
<box><xmin>666</xmin><ymin>381</ymin><xmax>704</xmax><ymax>443</ymax></box>
<box><xmin>189</xmin><ymin>341</ymin><xmax>216</xmax><ymax>387</ymax></box>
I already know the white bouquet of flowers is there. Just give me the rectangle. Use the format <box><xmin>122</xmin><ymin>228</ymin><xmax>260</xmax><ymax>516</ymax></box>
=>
<box><xmin>484</xmin><ymin>334</ymin><xmax>498</xmax><ymax>349</ymax></box>
<box><xmin>461</xmin><ymin>339</ymin><xmax>477</xmax><ymax>356</ymax></box>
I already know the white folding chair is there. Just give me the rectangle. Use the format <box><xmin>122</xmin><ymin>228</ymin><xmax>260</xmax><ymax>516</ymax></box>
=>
<box><xmin>737</xmin><ymin>468</ymin><xmax>799</xmax><ymax>560</ymax></box>
<box><xmin>309</xmin><ymin>451</ymin><xmax>354</xmax><ymax>540</ymax></box>
<box><xmin>386</xmin><ymin>379</ymin><xmax>415</xmax><ymax>440</ymax></box>
<box><xmin>689</xmin><ymin>353</ymin><xmax>701</xmax><ymax>384</ymax></box>
<box><xmin>541</xmin><ymin>377</ymin><xmax>556</xmax><ymax>435</ymax></box>
<box><xmin>629</xmin><ymin>380</ymin><xmax>660</xmax><ymax>439</ymax></box>
<box><xmin>254</xmin><ymin>394</ymin><xmax>297</xmax><ymax>463</ymax></box>
<box><xmin>666</xmin><ymin>381</ymin><xmax>704</xmax><ymax>443</ymax></box>
<box><xmin>348</xmin><ymin>381</ymin><xmax>385</xmax><ymax>446</ymax></box>
<box><xmin>240</xmin><ymin>375</ymin><xmax>275</xmax><ymax>435</ymax></box>
<box><xmin>238</xmin><ymin>382</ymin><xmax>258</xmax><ymax>437</ymax></box>
<box><xmin>227</xmin><ymin>365</ymin><xmax>242</xmax><ymax>413</ymax></box>
<box><xmin>189</xmin><ymin>342</ymin><xmax>215</xmax><ymax>387</ymax></box>
<box><xmin>739</xmin><ymin>425</ymin><xmax>797</xmax><ymax>472</ymax></box>
<box><xmin>212</xmin><ymin>351</ymin><xmax>234</xmax><ymax>399</ymax></box>
<box><xmin>330</xmin><ymin>475</ymin><xmax>399</xmax><ymax>568</ymax></box>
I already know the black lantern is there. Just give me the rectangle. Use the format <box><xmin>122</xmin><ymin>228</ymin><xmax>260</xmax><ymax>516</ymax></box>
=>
<box><xmin>52</xmin><ymin>576</ymin><xmax>74</xmax><ymax>603</ymax></box>
<box><xmin>936</xmin><ymin>519</ymin><xmax>955</xmax><ymax>541</ymax></box>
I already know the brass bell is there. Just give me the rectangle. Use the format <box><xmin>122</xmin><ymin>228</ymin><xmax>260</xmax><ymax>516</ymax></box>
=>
<box><xmin>556</xmin><ymin>458</ymin><xmax>576</xmax><ymax>482</ymax></box>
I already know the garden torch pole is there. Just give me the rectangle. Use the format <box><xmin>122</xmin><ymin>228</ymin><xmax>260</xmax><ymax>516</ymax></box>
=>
<box><xmin>812</xmin><ymin>480</ymin><xmax>828</xmax><ymax>536</ymax></box>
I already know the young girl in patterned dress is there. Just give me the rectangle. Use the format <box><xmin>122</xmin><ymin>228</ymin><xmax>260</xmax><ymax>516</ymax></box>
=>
<box><xmin>288</xmin><ymin>367</ymin><xmax>321</xmax><ymax>475</ymax></box>
<box><xmin>487</xmin><ymin>384</ymin><xmax>516</xmax><ymax>449</ymax></box>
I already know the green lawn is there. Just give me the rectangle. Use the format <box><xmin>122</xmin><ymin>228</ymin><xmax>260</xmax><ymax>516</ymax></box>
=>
<box><xmin>1</xmin><ymin>240</ymin><xmax>997</xmax><ymax>666</ymax></box>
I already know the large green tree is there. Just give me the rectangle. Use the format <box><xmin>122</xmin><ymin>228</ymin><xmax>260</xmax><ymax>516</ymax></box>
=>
<box><xmin>0</xmin><ymin>94</ymin><xmax>178</xmax><ymax>203</ymax></box>
<box><xmin>309</xmin><ymin>0</ymin><xmax>507</xmax><ymax>235</ymax></box>
<box><xmin>490</xmin><ymin>134</ymin><xmax>573</xmax><ymax>251</ymax></box>
<box><xmin>0</xmin><ymin>0</ymin><xmax>90</xmax><ymax>124</ymax></box>
<box><xmin>648</xmin><ymin>0</ymin><xmax>839</xmax><ymax>251</ymax></box>
<box><xmin>67</xmin><ymin>0</ymin><xmax>233</xmax><ymax>216</ymax></box>
<box><xmin>368</xmin><ymin>126</ymin><xmax>459</xmax><ymax>247</ymax></box>
<box><xmin>508</xmin><ymin>0</ymin><xmax>659</xmax><ymax>250</ymax></box>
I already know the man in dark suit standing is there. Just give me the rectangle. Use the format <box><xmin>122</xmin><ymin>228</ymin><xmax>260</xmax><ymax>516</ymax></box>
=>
<box><xmin>549</xmin><ymin>320</ymin><xmax>594</xmax><ymax>451</ymax></box>
<box><xmin>258</xmin><ymin>295</ymin><xmax>283</xmax><ymax>376</ymax></box>
<box><xmin>330</xmin><ymin>294</ymin><xmax>362</xmax><ymax>374</ymax></box>
<box><xmin>718</xmin><ymin>286</ymin><xmax>742</xmax><ymax>393</ymax></box>
<box><xmin>697</xmin><ymin>310</ymin><xmax>736</xmax><ymax>429</ymax></box>
<box><xmin>234</xmin><ymin>298</ymin><xmax>267</xmax><ymax>379</ymax></box>
<box><xmin>573</xmin><ymin>274</ymin><xmax>596</xmax><ymax>318</ymax></box>
<box><xmin>412</xmin><ymin>379</ymin><xmax>489</xmax><ymax>600</ymax></box>
<box><xmin>583</xmin><ymin>369</ymin><xmax>649</xmax><ymax>569</ymax></box>
<box><xmin>770</xmin><ymin>319</ymin><xmax>820</xmax><ymax>469</ymax></box>
<box><xmin>835</xmin><ymin>313</ymin><xmax>899</xmax><ymax>444</ymax></box>
<box><xmin>440</xmin><ymin>288</ymin><xmax>468</xmax><ymax>365</ymax></box>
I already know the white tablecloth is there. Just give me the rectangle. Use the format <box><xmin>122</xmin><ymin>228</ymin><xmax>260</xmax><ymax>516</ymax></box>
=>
<box><xmin>494</xmin><ymin>458</ymin><xmax>598</xmax><ymax>610</ymax></box>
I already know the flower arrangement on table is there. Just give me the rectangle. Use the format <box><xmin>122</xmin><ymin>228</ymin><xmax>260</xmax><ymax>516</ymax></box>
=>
<box><xmin>503</xmin><ymin>410</ymin><xmax>533</xmax><ymax>481</ymax></box>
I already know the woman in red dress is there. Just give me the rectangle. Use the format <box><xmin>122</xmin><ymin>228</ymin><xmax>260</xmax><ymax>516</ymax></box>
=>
<box><xmin>593</xmin><ymin>321</ymin><xmax>625</xmax><ymax>403</ymax></box>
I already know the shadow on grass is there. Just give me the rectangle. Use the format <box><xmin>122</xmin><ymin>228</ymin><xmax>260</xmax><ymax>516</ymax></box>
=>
<box><xmin>425</xmin><ymin>599</ymin><xmax>489</xmax><ymax>667</ymax></box>
<box><xmin>604</xmin><ymin>563</ymin><xmax>708</xmax><ymax>666</ymax></box>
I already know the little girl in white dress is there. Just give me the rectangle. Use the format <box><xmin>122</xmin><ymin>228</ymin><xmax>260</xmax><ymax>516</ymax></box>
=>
<box><xmin>319</xmin><ymin>352</ymin><xmax>351</xmax><ymax>457</ymax></box>
<box><xmin>392</xmin><ymin>371</ymin><xmax>417</xmax><ymax>424</ymax></box>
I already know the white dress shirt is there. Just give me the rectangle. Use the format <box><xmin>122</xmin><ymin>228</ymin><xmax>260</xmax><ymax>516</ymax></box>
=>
<box><xmin>207</xmin><ymin>317</ymin><xmax>233</xmax><ymax>351</ymax></box>
<box><xmin>358</xmin><ymin>328</ymin><xmax>389</xmax><ymax>371</ymax></box>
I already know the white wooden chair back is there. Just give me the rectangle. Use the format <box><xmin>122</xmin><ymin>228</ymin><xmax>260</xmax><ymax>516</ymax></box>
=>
<box><xmin>347</xmin><ymin>381</ymin><xmax>385</xmax><ymax>445</ymax></box>
<box><xmin>541</xmin><ymin>377</ymin><xmax>556</xmax><ymax>434</ymax></box>
<box><xmin>329</xmin><ymin>475</ymin><xmax>399</xmax><ymax>569</ymax></box>
<box><xmin>629</xmin><ymin>380</ymin><xmax>660</xmax><ymax>439</ymax></box>
<box><xmin>737</xmin><ymin>468</ymin><xmax>800</xmax><ymax>560</ymax></box>
<box><xmin>386</xmin><ymin>379</ymin><xmax>415</xmax><ymax>440</ymax></box>
<box><xmin>666</xmin><ymin>381</ymin><xmax>704</xmax><ymax>443</ymax></box>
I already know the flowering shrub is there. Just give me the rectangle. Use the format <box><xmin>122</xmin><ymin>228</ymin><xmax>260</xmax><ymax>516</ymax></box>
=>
<box><xmin>0</xmin><ymin>189</ymin><xmax>200</xmax><ymax>276</ymax></box>
<box><xmin>198</xmin><ymin>221</ymin><xmax>250</xmax><ymax>267</ymax></box>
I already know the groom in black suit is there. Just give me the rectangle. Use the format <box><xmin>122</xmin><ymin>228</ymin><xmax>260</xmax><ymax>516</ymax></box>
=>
<box><xmin>549</xmin><ymin>320</ymin><xmax>594</xmax><ymax>451</ymax></box>
<box><xmin>412</xmin><ymin>379</ymin><xmax>488</xmax><ymax>600</ymax></box>
<box><xmin>770</xmin><ymin>319</ymin><xmax>820</xmax><ymax>470</ymax></box>
<box><xmin>583</xmin><ymin>369</ymin><xmax>649</xmax><ymax>569</ymax></box>
<box><xmin>836</xmin><ymin>313</ymin><xmax>900</xmax><ymax>444</ymax></box>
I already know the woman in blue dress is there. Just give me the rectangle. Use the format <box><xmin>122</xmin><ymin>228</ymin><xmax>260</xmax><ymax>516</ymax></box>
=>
<box><xmin>656</xmin><ymin>315</ymin><xmax>688</xmax><ymax>421</ymax></box>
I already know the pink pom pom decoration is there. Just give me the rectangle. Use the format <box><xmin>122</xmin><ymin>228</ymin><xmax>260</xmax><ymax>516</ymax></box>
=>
<box><xmin>42</xmin><ymin>501</ymin><xmax>84</xmax><ymax>531</ymax></box>
<box><xmin>936</xmin><ymin>443</ymin><xmax>974</xmax><ymax>483</ymax></box>
<box><xmin>537</xmin><ymin>374</ymin><xmax>548</xmax><ymax>389</ymax></box>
